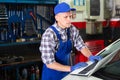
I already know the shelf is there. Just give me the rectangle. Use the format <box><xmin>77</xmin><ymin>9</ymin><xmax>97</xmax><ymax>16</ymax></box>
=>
<box><xmin>17</xmin><ymin>0</ymin><xmax>57</xmax><ymax>4</ymax></box>
<box><xmin>0</xmin><ymin>40</ymin><xmax>40</xmax><ymax>47</ymax></box>
<box><xmin>0</xmin><ymin>58</ymin><xmax>41</xmax><ymax>68</ymax></box>
<box><xmin>0</xmin><ymin>0</ymin><xmax>58</xmax><ymax>4</ymax></box>
<box><xmin>0</xmin><ymin>52</ymin><xmax>41</xmax><ymax>67</ymax></box>
<box><xmin>0</xmin><ymin>0</ymin><xmax>16</xmax><ymax>3</ymax></box>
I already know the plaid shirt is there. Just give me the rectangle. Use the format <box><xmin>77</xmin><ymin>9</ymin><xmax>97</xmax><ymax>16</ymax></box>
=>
<box><xmin>39</xmin><ymin>23</ymin><xmax>86</xmax><ymax>64</ymax></box>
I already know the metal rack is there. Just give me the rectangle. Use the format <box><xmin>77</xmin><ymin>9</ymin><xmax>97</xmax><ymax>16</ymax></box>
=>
<box><xmin>0</xmin><ymin>0</ymin><xmax>58</xmax><ymax>79</ymax></box>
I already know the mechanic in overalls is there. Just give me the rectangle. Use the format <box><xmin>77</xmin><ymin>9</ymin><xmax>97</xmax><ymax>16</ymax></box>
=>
<box><xmin>39</xmin><ymin>2</ymin><xmax>102</xmax><ymax>80</ymax></box>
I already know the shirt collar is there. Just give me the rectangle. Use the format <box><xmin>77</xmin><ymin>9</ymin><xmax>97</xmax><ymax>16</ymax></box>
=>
<box><xmin>52</xmin><ymin>22</ymin><xmax>67</xmax><ymax>34</ymax></box>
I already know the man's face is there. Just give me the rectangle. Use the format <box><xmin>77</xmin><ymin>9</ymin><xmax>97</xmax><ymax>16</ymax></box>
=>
<box><xmin>55</xmin><ymin>12</ymin><xmax>72</xmax><ymax>29</ymax></box>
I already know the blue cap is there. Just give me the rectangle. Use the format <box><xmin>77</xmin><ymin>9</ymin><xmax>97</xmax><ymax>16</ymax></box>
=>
<box><xmin>54</xmin><ymin>2</ymin><xmax>71</xmax><ymax>15</ymax></box>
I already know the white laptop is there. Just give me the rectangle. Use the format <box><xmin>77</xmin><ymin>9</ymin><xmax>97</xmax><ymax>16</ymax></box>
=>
<box><xmin>70</xmin><ymin>38</ymin><xmax>120</xmax><ymax>77</ymax></box>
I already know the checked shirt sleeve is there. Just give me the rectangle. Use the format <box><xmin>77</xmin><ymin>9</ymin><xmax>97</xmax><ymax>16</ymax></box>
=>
<box><xmin>39</xmin><ymin>28</ymin><xmax>56</xmax><ymax>64</ymax></box>
<box><xmin>71</xmin><ymin>25</ymin><xmax>87</xmax><ymax>51</ymax></box>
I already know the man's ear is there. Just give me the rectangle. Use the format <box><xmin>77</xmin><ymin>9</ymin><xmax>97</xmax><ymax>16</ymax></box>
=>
<box><xmin>55</xmin><ymin>15</ymin><xmax>59</xmax><ymax>22</ymax></box>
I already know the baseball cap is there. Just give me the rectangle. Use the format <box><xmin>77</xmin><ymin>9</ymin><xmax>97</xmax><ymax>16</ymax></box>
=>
<box><xmin>54</xmin><ymin>2</ymin><xmax>72</xmax><ymax>15</ymax></box>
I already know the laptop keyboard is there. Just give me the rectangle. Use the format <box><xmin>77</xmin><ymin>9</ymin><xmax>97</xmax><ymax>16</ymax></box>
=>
<box><xmin>79</xmin><ymin>61</ymin><xmax>98</xmax><ymax>74</ymax></box>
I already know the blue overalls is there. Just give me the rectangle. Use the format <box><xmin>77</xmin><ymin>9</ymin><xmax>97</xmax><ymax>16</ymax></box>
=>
<box><xmin>41</xmin><ymin>26</ymin><xmax>72</xmax><ymax>80</ymax></box>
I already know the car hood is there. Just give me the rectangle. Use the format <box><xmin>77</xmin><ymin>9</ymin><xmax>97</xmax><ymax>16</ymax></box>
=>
<box><xmin>62</xmin><ymin>38</ymin><xmax>120</xmax><ymax>80</ymax></box>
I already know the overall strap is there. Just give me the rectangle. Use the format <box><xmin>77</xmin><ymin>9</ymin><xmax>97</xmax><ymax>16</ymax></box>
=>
<box><xmin>67</xmin><ymin>28</ymin><xmax>70</xmax><ymax>40</ymax></box>
<box><xmin>50</xmin><ymin>26</ymin><xmax>70</xmax><ymax>41</ymax></box>
<box><xmin>50</xmin><ymin>26</ymin><xmax>62</xmax><ymax>41</ymax></box>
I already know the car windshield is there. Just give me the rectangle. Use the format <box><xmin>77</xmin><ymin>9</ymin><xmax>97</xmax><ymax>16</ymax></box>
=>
<box><xmin>98</xmin><ymin>38</ymin><xmax>120</xmax><ymax>58</ymax></box>
<box><xmin>93</xmin><ymin>38</ymin><xmax>120</xmax><ymax>79</ymax></box>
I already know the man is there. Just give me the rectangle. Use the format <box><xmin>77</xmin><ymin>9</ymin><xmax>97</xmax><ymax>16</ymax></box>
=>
<box><xmin>39</xmin><ymin>2</ymin><xmax>102</xmax><ymax>80</ymax></box>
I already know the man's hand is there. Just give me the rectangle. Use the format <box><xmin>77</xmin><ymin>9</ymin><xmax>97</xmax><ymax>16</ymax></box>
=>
<box><xmin>71</xmin><ymin>62</ymin><xmax>88</xmax><ymax>72</ymax></box>
<box><xmin>89</xmin><ymin>55</ymin><xmax>102</xmax><ymax>62</ymax></box>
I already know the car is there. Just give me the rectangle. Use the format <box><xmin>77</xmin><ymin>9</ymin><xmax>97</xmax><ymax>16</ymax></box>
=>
<box><xmin>62</xmin><ymin>38</ymin><xmax>120</xmax><ymax>80</ymax></box>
